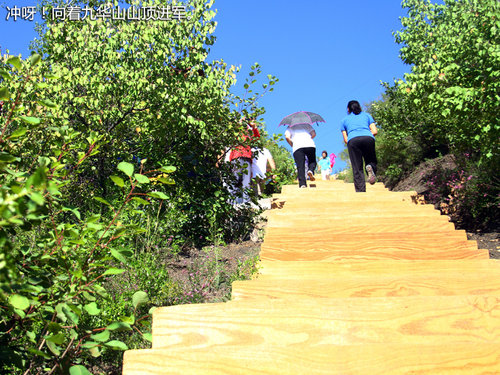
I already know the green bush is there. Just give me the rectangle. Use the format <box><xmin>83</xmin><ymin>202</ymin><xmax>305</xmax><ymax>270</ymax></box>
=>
<box><xmin>423</xmin><ymin>157</ymin><xmax>499</xmax><ymax>230</ymax></box>
<box><xmin>372</xmin><ymin>128</ymin><xmax>424</xmax><ymax>188</ymax></box>
<box><xmin>0</xmin><ymin>54</ymin><xmax>177</xmax><ymax>374</ymax></box>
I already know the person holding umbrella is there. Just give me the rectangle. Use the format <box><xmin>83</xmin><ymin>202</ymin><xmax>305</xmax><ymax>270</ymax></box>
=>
<box><xmin>281</xmin><ymin>111</ymin><xmax>324</xmax><ymax>188</ymax></box>
<box><xmin>340</xmin><ymin>100</ymin><xmax>378</xmax><ymax>192</ymax></box>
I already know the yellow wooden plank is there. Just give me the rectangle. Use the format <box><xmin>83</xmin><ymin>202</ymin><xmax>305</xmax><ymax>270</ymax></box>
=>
<box><xmin>256</xmin><ymin>259</ymin><xmax>499</xmax><ymax>278</ymax></box>
<box><xmin>260</xmin><ymin>244</ymin><xmax>487</xmax><ymax>261</ymax></box>
<box><xmin>123</xmin><ymin>177</ymin><xmax>495</xmax><ymax>375</ymax></box>
<box><xmin>232</xmin><ymin>261</ymin><xmax>500</xmax><ymax>300</ymax></box>
<box><xmin>123</xmin><ymin>344</ymin><xmax>500</xmax><ymax>375</ymax></box>
<box><xmin>264</xmin><ymin>231</ymin><xmax>468</xmax><ymax>242</ymax></box>
<box><xmin>264</xmin><ymin>222</ymin><xmax>456</xmax><ymax>234</ymax></box>
<box><xmin>268</xmin><ymin>206</ymin><xmax>438</xmax><ymax>215</ymax></box>
<box><xmin>261</xmin><ymin>238</ymin><xmax>478</xmax><ymax>252</ymax></box>
<box><xmin>264</xmin><ymin>216</ymin><xmax>452</xmax><ymax>228</ymax></box>
<box><xmin>150</xmin><ymin>296</ymin><xmax>500</xmax><ymax>350</ymax></box>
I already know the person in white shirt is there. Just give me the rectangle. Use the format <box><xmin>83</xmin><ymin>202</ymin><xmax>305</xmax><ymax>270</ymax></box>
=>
<box><xmin>251</xmin><ymin>147</ymin><xmax>276</xmax><ymax>196</ymax></box>
<box><xmin>285</xmin><ymin>124</ymin><xmax>316</xmax><ymax>188</ymax></box>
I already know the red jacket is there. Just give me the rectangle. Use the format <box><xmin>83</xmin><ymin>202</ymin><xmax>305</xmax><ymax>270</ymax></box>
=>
<box><xmin>229</xmin><ymin>127</ymin><xmax>260</xmax><ymax>161</ymax></box>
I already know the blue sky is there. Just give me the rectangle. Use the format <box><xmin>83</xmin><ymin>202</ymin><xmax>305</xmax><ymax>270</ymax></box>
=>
<box><xmin>0</xmin><ymin>0</ymin><xmax>411</xmax><ymax>172</ymax></box>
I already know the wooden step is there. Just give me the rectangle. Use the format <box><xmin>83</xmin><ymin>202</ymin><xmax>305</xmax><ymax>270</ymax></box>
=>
<box><xmin>264</xmin><ymin>216</ymin><xmax>452</xmax><ymax>228</ymax></box>
<box><xmin>260</xmin><ymin>243</ymin><xmax>487</xmax><ymax>261</ymax></box>
<box><xmin>122</xmin><ymin>180</ymin><xmax>494</xmax><ymax>375</ymax></box>
<box><xmin>281</xmin><ymin>184</ymin><xmax>389</xmax><ymax>192</ymax></box>
<box><xmin>232</xmin><ymin>273</ymin><xmax>500</xmax><ymax>300</ymax></box>
<box><xmin>124</xmin><ymin>343</ymin><xmax>500</xmax><ymax>375</ymax></box>
<box><xmin>272</xmin><ymin>196</ymin><xmax>418</xmax><ymax>206</ymax></box>
<box><xmin>273</xmin><ymin>194</ymin><xmax>414</xmax><ymax>202</ymax></box>
<box><xmin>256</xmin><ymin>259</ymin><xmax>500</xmax><ymax>278</ymax></box>
<box><xmin>231</xmin><ymin>260</ymin><xmax>500</xmax><ymax>300</ymax></box>
<box><xmin>266</xmin><ymin>210</ymin><xmax>444</xmax><ymax>220</ymax></box>
<box><xmin>264</xmin><ymin>231</ymin><xmax>468</xmax><ymax>242</ymax></box>
<box><xmin>150</xmin><ymin>296</ymin><xmax>500</xmax><ymax>349</ymax></box>
<box><xmin>264</xmin><ymin>221</ymin><xmax>456</xmax><ymax>234</ymax></box>
<box><xmin>280</xmin><ymin>201</ymin><xmax>430</xmax><ymax>209</ymax></box>
<box><xmin>268</xmin><ymin>203</ymin><xmax>439</xmax><ymax>212</ymax></box>
<box><xmin>261</xmin><ymin>238</ymin><xmax>478</xmax><ymax>252</ymax></box>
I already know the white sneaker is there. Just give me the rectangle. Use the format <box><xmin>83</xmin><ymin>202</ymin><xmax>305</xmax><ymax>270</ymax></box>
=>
<box><xmin>366</xmin><ymin>165</ymin><xmax>376</xmax><ymax>185</ymax></box>
<box><xmin>307</xmin><ymin>170</ymin><xmax>315</xmax><ymax>181</ymax></box>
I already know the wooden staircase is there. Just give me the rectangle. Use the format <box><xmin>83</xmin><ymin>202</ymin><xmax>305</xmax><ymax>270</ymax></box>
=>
<box><xmin>123</xmin><ymin>180</ymin><xmax>500</xmax><ymax>374</ymax></box>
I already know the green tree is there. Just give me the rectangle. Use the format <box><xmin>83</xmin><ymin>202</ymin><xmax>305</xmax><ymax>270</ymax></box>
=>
<box><xmin>371</xmin><ymin>0</ymin><xmax>499</xmax><ymax>228</ymax></box>
<box><xmin>393</xmin><ymin>0</ymin><xmax>499</xmax><ymax>163</ymax></box>
<box><xmin>0</xmin><ymin>53</ymin><xmax>177</xmax><ymax>374</ymax></box>
<box><xmin>35</xmin><ymin>0</ymin><xmax>277</xmax><ymax>244</ymax></box>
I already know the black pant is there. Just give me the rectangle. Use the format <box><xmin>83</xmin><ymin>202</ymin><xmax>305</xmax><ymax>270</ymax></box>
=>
<box><xmin>347</xmin><ymin>136</ymin><xmax>377</xmax><ymax>192</ymax></box>
<box><xmin>293</xmin><ymin>147</ymin><xmax>316</xmax><ymax>187</ymax></box>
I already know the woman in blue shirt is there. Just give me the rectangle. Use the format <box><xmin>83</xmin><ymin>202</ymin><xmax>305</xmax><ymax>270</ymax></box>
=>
<box><xmin>340</xmin><ymin>100</ymin><xmax>378</xmax><ymax>192</ymax></box>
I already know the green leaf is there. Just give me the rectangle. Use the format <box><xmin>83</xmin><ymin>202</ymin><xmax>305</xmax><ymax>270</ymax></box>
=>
<box><xmin>19</xmin><ymin>116</ymin><xmax>41</xmax><ymax>125</ymax></box>
<box><xmin>89</xmin><ymin>346</ymin><xmax>101</xmax><ymax>358</ymax></box>
<box><xmin>0</xmin><ymin>69</ymin><xmax>12</xmax><ymax>80</ymax></box>
<box><xmin>110</xmin><ymin>175</ymin><xmax>125</xmax><ymax>187</ymax></box>
<box><xmin>112</xmin><ymin>226</ymin><xmax>127</xmax><ymax>237</ymax></box>
<box><xmin>117</xmin><ymin>161</ymin><xmax>134</xmax><ymax>177</ymax></box>
<box><xmin>82</xmin><ymin>291</ymin><xmax>96</xmax><ymax>302</ymax></box>
<box><xmin>30</xmin><ymin>192</ymin><xmax>45</xmax><ymax>205</ymax></box>
<box><xmin>84</xmin><ymin>302</ymin><xmax>101</xmax><ymax>316</ymax></box>
<box><xmin>119</xmin><ymin>315</ymin><xmax>135</xmax><ymax>325</ymax></box>
<box><xmin>148</xmin><ymin>191</ymin><xmax>168</xmax><ymax>200</ymax></box>
<box><xmin>28</xmin><ymin>348</ymin><xmax>51</xmax><ymax>359</ymax></box>
<box><xmin>103</xmin><ymin>268</ymin><xmax>126</xmax><ymax>276</ymax></box>
<box><xmin>62</xmin><ymin>207</ymin><xmax>81</xmax><ymax>220</ymax></box>
<box><xmin>9</xmin><ymin>294</ymin><xmax>30</xmax><ymax>310</ymax></box>
<box><xmin>132</xmin><ymin>197</ymin><xmax>150</xmax><ymax>205</ymax></box>
<box><xmin>110</xmin><ymin>248</ymin><xmax>132</xmax><ymax>264</ymax></box>
<box><xmin>0</xmin><ymin>152</ymin><xmax>19</xmax><ymax>163</ymax></box>
<box><xmin>93</xmin><ymin>197</ymin><xmax>112</xmax><ymax>206</ymax></box>
<box><xmin>29</xmin><ymin>53</ymin><xmax>41</xmax><ymax>66</ymax></box>
<box><xmin>90</xmin><ymin>330</ymin><xmax>110</xmax><ymax>342</ymax></box>
<box><xmin>143</xmin><ymin>333</ymin><xmax>153</xmax><ymax>342</ymax></box>
<box><xmin>81</xmin><ymin>341</ymin><xmax>99</xmax><ymax>349</ymax></box>
<box><xmin>160</xmin><ymin>166</ymin><xmax>176</xmax><ymax>173</ymax></box>
<box><xmin>157</xmin><ymin>177</ymin><xmax>175</xmax><ymax>185</ymax></box>
<box><xmin>45</xmin><ymin>333</ymin><xmax>65</xmax><ymax>345</ymax></box>
<box><xmin>9</xmin><ymin>127</ymin><xmax>27</xmax><ymax>139</ymax></box>
<box><xmin>27</xmin><ymin>331</ymin><xmax>36</xmax><ymax>342</ymax></box>
<box><xmin>104</xmin><ymin>340</ymin><xmax>128</xmax><ymax>351</ymax></box>
<box><xmin>63</xmin><ymin>304</ymin><xmax>80</xmax><ymax>325</ymax></box>
<box><xmin>0</xmin><ymin>87</ymin><xmax>10</xmax><ymax>100</ymax></box>
<box><xmin>132</xmin><ymin>291</ymin><xmax>149</xmax><ymax>309</ymax></box>
<box><xmin>106</xmin><ymin>322</ymin><xmax>132</xmax><ymax>332</ymax></box>
<box><xmin>86</xmin><ymin>214</ymin><xmax>100</xmax><ymax>223</ymax></box>
<box><xmin>134</xmin><ymin>173</ymin><xmax>150</xmax><ymax>184</ymax></box>
<box><xmin>46</xmin><ymin>340</ymin><xmax>61</xmax><ymax>356</ymax></box>
<box><xmin>7</xmin><ymin>56</ymin><xmax>22</xmax><ymax>70</ymax></box>
<box><xmin>38</xmin><ymin>99</ymin><xmax>57</xmax><ymax>108</ymax></box>
<box><xmin>69</xmin><ymin>365</ymin><xmax>93</xmax><ymax>375</ymax></box>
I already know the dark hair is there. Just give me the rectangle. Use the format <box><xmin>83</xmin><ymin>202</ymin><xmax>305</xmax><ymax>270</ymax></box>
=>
<box><xmin>347</xmin><ymin>100</ymin><xmax>362</xmax><ymax>115</ymax></box>
<box><xmin>321</xmin><ymin>150</ymin><xmax>328</xmax><ymax>158</ymax></box>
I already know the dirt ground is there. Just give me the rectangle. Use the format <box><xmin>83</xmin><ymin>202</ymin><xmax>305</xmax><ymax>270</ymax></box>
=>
<box><xmin>467</xmin><ymin>231</ymin><xmax>500</xmax><ymax>260</ymax></box>
<box><xmin>167</xmin><ymin>240</ymin><xmax>262</xmax><ymax>302</ymax></box>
